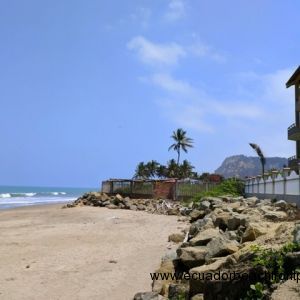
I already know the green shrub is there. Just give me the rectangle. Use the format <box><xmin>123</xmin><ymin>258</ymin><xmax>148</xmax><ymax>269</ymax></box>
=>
<box><xmin>191</xmin><ymin>178</ymin><xmax>244</xmax><ymax>202</ymax></box>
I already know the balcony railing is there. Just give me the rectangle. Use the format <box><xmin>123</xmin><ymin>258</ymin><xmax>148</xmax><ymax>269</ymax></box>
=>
<box><xmin>288</xmin><ymin>123</ymin><xmax>300</xmax><ymax>140</ymax></box>
<box><xmin>288</xmin><ymin>156</ymin><xmax>300</xmax><ymax>170</ymax></box>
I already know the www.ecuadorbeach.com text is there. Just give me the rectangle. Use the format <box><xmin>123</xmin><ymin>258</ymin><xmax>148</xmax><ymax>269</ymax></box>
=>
<box><xmin>150</xmin><ymin>271</ymin><xmax>300</xmax><ymax>282</ymax></box>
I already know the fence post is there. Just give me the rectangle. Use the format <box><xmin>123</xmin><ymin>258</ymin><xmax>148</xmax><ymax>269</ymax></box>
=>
<box><xmin>130</xmin><ymin>180</ymin><xmax>133</xmax><ymax>197</ymax></box>
<box><xmin>282</xmin><ymin>168</ymin><xmax>290</xmax><ymax>201</ymax></box>
<box><xmin>263</xmin><ymin>174</ymin><xmax>267</xmax><ymax>198</ymax></box>
<box><xmin>271</xmin><ymin>170</ymin><xmax>278</xmax><ymax>198</ymax></box>
<box><xmin>110</xmin><ymin>181</ymin><xmax>114</xmax><ymax>194</ymax></box>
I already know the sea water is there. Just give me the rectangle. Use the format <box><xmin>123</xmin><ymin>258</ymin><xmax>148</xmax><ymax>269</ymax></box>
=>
<box><xmin>0</xmin><ymin>186</ymin><xmax>96</xmax><ymax>210</ymax></box>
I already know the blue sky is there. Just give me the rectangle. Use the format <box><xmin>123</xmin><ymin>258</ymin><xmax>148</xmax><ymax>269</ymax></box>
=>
<box><xmin>0</xmin><ymin>0</ymin><xmax>299</xmax><ymax>187</ymax></box>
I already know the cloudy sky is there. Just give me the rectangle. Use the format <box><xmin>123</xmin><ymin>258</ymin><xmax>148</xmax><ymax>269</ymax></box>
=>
<box><xmin>0</xmin><ymin>0</ymin><xmax>299</xmax><ymax>187</ymax></box>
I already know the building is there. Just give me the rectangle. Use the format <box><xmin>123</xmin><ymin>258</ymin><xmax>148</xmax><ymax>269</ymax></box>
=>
<box><xmin>287</xmin><ymin>66</ymin><xmax>300</xmax><ymax>169</ymax></box>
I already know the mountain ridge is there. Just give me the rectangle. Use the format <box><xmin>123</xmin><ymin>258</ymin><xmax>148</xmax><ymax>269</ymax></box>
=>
<box><xmin>215</xmin><ymin>154</ymin><xmax>288</xmax><ymax>178</ymax></box>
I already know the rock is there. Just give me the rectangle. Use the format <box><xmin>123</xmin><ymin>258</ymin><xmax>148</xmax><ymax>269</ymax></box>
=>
<box><xmin>199</xmin><ymin>200</ymin><xmax>211</xmax><ymax>210</ymax></box>
<box><xmin>293</xmin><ymin>224</ymin><xmax>300</xmax><ymax>244</ymax></box>
<box><xmin>284</xmin><ymin>251</ymin><xmax>300</xmax><ymax>273</ymax></box>
<box><xmin>168</xmin><ymin>283</ymin><xmax>189</xmax><ymax>300</ymax></box>
<box><xmin>133</xmin><ymin>292</ymin><xmax>165</xmax><ymax>300</ymax></box>
<box><xmin>168</xmin><ymin>233</ymin><xmax>185</xmax><ymax>243</ymax></box>
<box><xmin>227</xmin><ymin>215</ymin><xmax>247</xmax><ymax>231</ymax></box>
<box><xmin>189</xmin><ymin>257</ymin><xmax>227</xmax><ymax>294</ymax></box>
<box><xmin>206</xmin><ymin>236</ymin><xmax>239</xmax><ymax>259</ymax></box>
<box><xmin>214</xmin><ymin>213</ymin><xmax>231</xmax><ymax>231</ymax></box>
<box><xmin>224</xmin><ymin>230</ymin><xmax>238</xmax><ymax>241</ymax></box>
<box><xmin>246</xmin><ymin>196</ymin><xmax>258</xmax><ymax>202</ymax></box>
<box><xmin>241</xmin><ymin>223</ymin><xmax>266</xmax><ymax>243</ymax></box>
<box><xmin>202</xmin><ymin>266</ymin><xmax>265</xmax><ymax>300</ymax></box>
<box><xmin>168</xmin><ymin>208</ymin><xmax>179</xmax><ymax>216</ymax></box>
<box><xmin>129</xmin><ymin>204</ymin><xmax>138</xmax><ymax>211</ymax></box>
<box><xmin>264</xmin><ymin>210</ymin><xmax>287</xmax><ymax>221</ymax></box>
<box><xmin>152</xmin><ymin>260</ymin><xmax>175</xmax><ymax>294</ymax></box>
<box><xmin>189</xmin><ymin>218</ymin><xmax>214</xmax><ymax>237</ymax></box>
<box><xmin>189</xmin><ymin>228</ymin><xmax>220</xmax><ymax>246</ymax></box>
<box><xmin>190</xmin><ymin>210</ymin><xmax>206</xmax><ymax>222</ymax></box>
<box><xmin>161</xmin><ymin>250</ymin><xmax>177</xmax><ymax>262</ymax></box>
<box><xmin>177</xmin><ymin>246</ymin><xmax>208</xmax><ymax>268</ymax></box>
<box><xmin>115</xmin><ymin>193</ymin><xmax>123</xmax><ymax>201</ymax></box>
<box><xmin>106</xmin><ymin>204</ymin><xmax>118</xmax><ymax>209</ymax></box>
<box><xmin>118</xmin><ymin>203</ymin><xmax>126</xmax><ymax>209</ymax></box>
<box><xmin>274</xmin><ymin>200</ymin><xmax>288</xmax><ymax>210</ymax></box>
<box><xmin>102</xmin><ymin>200</ymin><xmax>110</xmax><ymax>206</ymax></box>
<box><xmin>137</xmin><ymin>204</ymin><xmax>146</xmax><ymax>211</ymax></box>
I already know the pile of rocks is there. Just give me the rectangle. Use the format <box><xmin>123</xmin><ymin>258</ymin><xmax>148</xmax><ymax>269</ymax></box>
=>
<box><xmin>65</xmin><ymin>192</ymin><xmax>188</xmax><ymax>216</ymax></box>
<box><xmin>132</xmin><ymin>196</ymin><xmax>300</xmax><ymax>300</ymax></box>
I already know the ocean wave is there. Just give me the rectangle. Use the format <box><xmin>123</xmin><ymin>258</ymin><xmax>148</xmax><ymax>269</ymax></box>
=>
<box><xmin>0</xmin><ymin>193</ymin><xmax>11</xmax><ymax>198</ymax></box>
<box><xmin>51</xmin><ymin>192</ymin><xmax>67</xmax><ymax>196</ymax></box>
<box><xmin>0</xmin><ymin>192</ymin><xmax>67</xmax><ymax>198</ymax></box>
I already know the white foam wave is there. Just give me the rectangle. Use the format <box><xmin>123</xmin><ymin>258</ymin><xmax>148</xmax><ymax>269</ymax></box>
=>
<box><xmin>51</xmin><ymin>192</ymin><xmax>66</xmax><ymax>196</ymax></box>
<box><xmin>0</xmin><ymin>193</ymin><xmax>11</xmax><ymax>198</ymax></box>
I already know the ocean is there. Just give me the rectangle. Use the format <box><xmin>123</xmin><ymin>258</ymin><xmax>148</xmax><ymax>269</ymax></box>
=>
<box><xmin>0</xmin><ymin>186</ymin><xmax>97</xmax><ymax>210</ymax></box>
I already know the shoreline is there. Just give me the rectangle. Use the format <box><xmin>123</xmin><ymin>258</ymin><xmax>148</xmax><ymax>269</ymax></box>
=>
<box><xmin>0</xmin><ymin>201</ymin><xmax>71</xmax><ymax>211</ymax></box>
<box><xmin>0</xmin><ymin>203</ymin><xmax>183</xmax><ymax>300</ymax></box>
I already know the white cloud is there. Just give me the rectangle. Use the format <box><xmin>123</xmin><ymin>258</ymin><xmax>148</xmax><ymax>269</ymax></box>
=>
<box><xmin>189</xmin><ymin>42</ymin><xmax>226</xmax><ymax>63</ymax></box>
<box><xmin>149</xmin><ymin>73</ymin><xmax>264</xmax><ymax>133</ymax></box>
<box><xmin>127</xmin><ymin>36</ymin><xmax>186</xmax><ymax>66</ymax></box>
<box><xmin>151</xmin><ymin>73</ymin><xmax>195</xmax><ymax>94</ymax></box>
<box><xmin>165</xmin><ymin>0</ymin><xmax>186</xmax><ymax>21</ymax></box>
<box><xmin>127</xmin><ymin>36</ymin><xmax>225</xmax><ymax>66</ymax></box>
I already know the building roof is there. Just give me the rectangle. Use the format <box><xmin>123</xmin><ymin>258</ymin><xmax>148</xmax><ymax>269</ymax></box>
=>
<box><xmin>286</xmin><ymin>66</ymin><xmax>300</xmax><ymax>88</ymax></box>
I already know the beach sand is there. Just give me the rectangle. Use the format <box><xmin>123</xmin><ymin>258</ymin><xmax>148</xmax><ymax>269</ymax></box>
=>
<box><xmin>0</xmin><ymin>204</ymin><xmax>183</xmax><ymax>300</ymax></box>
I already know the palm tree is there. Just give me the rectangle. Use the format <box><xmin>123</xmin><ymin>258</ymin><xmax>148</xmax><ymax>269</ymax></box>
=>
<box><xmin>166</xmin><ymin>159</ymin><xmax>179</xmax><ymax>178</ymax></box>
<box><xmin>179</xmin><ymin>160</ymin><xmax>194</xmax><ymax>179</ymax></box>
<box><xmin>145</xmin><ymin>160</ymin><xmax>159</xmax><ymax>178</ymax></box>
<box><xmin>134</xmin><ymin>162</ymin><xmax>150</xmax><ymax>179</ymax></box>
<box><xmin>168</xmin><ymin>128</ymin><xmax>194</xmax><ymax>165</ymax></box>
<box><xmin>249</xmin><ymin>143</ymin><xmax>266</xmax><ymax>175</ymax></box>
<box><xmin>156</xmin><ymin>164</ymin><xmax>168</xmax><ymax>178</ymax></box>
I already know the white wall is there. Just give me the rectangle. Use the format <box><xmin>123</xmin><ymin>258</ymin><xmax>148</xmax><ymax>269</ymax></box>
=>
<box><xmin>245</xmin><ymin>170</ymin><xmax>300</xmax><ymax>202</ymax></box>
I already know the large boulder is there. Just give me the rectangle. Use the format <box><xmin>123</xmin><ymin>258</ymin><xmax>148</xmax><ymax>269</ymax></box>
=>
<box><xmin>189</xmin><ymin>228</ymin><xmax>220</xmax><ymax>246</ymax></box>
<box><xmin>198</xmin><ymin>200</ymin><xmax>211</xmax><ymax>210</ymax></box>
<box><xmin>227</xmin><ymin>215</ymin><xmax>247</xmax><ymax>231</ymax></box>
<box><xmin>264</xmin><ymin>210</ymin><xmax>287</xmax><ymax>221</ymax></box>
<box><xmin>214</xmin><ymin>213</ymin><xmax>231</xmax><ymax>231</ymax></box>
<box><xmin>189</xmin><ymin>218</ymin><xmax>214</xmax><ymax>237</ymax></box>
<box><xmin>274</xmin><ymin>200</ymin><xmax>288</xmax><ymax>210</ymax></box>
<box><xmin>206</xmin><ymin>236</ymin><xmax>239</xmax><ymax>259</ymax></box>
<box><xmin>189</xmin><ymin>257</ymin><xmax>228</xmax><ymax>294</ymax></box>
<box><xmin>190</xmin><ymin>210</ymin><xmax>206</xmax><ymax>222</ymax></box>
<box><xmin>241</xmin><ymin>223</ymin><xmax>266</xmax><ymax>243</ymax></box>
<box><xmin>177</xmin><ymin>246</ymin><xmax>208</xmax><ymax>269</ymax></box>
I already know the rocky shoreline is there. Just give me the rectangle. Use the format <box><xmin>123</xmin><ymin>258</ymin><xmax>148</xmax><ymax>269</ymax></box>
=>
<box><xmin>67</xmin><ymin>193</ymin><xmax>300</xmax><ymax>300</ymax></box>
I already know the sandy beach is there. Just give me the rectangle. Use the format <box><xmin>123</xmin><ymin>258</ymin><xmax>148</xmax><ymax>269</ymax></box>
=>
<box><xmin>0</xmin><ymin>204</ymin><xmax>183</xmax><ymax>300</ymax></box>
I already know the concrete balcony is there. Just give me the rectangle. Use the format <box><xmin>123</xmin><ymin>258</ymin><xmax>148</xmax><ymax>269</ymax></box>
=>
<box><xmin>288</xmin><ymin>123</ymin><xmax>300</xmax><ymax>140</ymax></box>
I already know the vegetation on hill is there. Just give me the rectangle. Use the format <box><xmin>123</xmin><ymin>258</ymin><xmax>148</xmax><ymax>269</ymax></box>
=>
<box><xmin>191</xmin><ymin>178</ymin><xmax>244</xmax><ymax>202</ymax></box>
